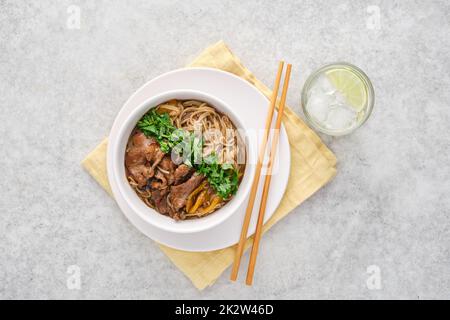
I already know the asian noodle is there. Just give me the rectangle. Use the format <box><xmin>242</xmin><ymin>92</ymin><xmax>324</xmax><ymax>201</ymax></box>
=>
<box><xmin>125</xmin><ymin>99</ymin><xmax>246</xmax><ymax>220</ymax></box>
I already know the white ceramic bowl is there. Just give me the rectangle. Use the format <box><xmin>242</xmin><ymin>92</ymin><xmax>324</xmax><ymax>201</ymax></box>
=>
<box><xmin>108</xmin><ymin>89</ymin><xmax>256</xmax><ymax>234</ymax></box>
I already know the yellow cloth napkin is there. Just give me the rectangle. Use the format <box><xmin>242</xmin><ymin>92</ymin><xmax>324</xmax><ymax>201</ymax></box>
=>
<box><xmin>82</xmin><ymin>40</ymin><xmax>337</xmax><ymax>290</ymax></box>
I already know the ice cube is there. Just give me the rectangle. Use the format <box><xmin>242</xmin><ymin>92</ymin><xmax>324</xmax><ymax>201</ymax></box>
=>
<box><xmin>332</xmin><ymin>90</ymin><xmax>348</xmax><ymax>105</ymax></box>
<box><xmin>313</xmin><ymin>75</ymin><xmax>336</xmax><ymax>95</ymax></box>
<box><xmin>306</xmin><ymin>93</ymin><xmax>331</xmax><ymax>123</ymax></box>
<box><xmin>325</xmin><ymin>105</ymin><xmax>357</xmax><ymax>130</ymax></box>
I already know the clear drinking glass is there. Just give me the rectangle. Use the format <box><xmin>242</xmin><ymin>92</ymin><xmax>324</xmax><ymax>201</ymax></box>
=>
<box><xmin>301</xmin><ymin>63</ymin><xmax>374</xmax><ymax>136</ymax></box>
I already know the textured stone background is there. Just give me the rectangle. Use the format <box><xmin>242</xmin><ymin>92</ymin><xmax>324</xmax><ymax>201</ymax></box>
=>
<box><xmin>1</xmin><ymin>0</ymin><xmax>449</xmax><ymax>299</ymax></box>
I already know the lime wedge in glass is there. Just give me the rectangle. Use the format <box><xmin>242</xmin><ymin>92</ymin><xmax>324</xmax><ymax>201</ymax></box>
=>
<box><xmin>326</xmin><ymin>69</ymin><xmax>367</xmax><ymax>113</ymax></box>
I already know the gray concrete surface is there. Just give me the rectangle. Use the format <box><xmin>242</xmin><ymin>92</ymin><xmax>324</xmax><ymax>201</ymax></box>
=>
<box><xmin>1</xmin><ymin>0</ymin><xmax>449</xmax><ymax>299</ymax></box>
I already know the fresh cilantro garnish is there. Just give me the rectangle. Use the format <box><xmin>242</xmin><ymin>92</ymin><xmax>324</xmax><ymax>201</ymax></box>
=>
<box><xmin>137</xmin><ymin>110</ymin><xmax>240</xmax><ymax>199</ymax></box>
<box><xmin>197</xmin><ymin>153</ymin><xmax>239</xmax><ymax>199</ymax></box>
<box><xmin>137</xmin><ymin>110</ymin><xmax>177</xmax><ymax>153</ymax></box>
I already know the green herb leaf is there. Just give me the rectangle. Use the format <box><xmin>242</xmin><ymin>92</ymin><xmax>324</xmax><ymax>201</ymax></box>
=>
<box><xmin>197</xmin><ymin>153</ymin><xmax>239</xmax><ymax>199</ymax></box>
<box><xmin>137</xmin><ymin>109</ymin><xmax>177</xmax><ymax>153</ymax></box>
<box><xmin>137</xmin><ymin>110</ymin><xmax>240</xmax><ymax>199</ymax></box>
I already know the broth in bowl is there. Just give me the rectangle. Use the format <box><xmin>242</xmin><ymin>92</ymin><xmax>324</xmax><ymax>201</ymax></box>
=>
<box><xmin>125</xmin><ymin>99</ymin><xmax>246</xmax><ymax>220</ymax></box>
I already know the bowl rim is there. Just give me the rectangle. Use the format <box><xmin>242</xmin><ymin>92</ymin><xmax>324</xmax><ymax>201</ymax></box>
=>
<box><xmin>109</xmin><ymin>89</ymin><xmax>256</xmax><ymax>234</ymax></box>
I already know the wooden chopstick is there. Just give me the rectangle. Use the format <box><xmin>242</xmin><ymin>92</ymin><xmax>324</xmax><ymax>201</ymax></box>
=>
<box><xmin>246</xmin><ymin>64</ymin><xmax>292</xmax><ymax>286</ymax></box>
<box><xmin>230</xmin><ymin>61</ymin><xmax>285</xmax><ymax>281</ymax></box>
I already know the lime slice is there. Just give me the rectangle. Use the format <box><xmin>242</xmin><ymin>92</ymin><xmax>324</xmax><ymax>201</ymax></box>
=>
<box><xmin>326</xmin><ymin>69</ymin><xmax>367</xmax><ymax>112</ymax></box>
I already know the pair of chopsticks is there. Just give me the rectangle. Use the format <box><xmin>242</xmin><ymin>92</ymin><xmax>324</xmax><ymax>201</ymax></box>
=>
<box><xmin>230</xmin><ymin>61</ymin><xmax>292</xmax><ymax>285</ymax></box>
